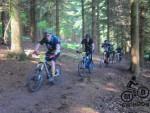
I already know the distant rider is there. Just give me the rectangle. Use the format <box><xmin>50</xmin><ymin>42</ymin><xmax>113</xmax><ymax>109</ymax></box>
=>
<box><xmin>81</xmin><ymin>34</ymin><xmax>95</xmax><ymax>65</ymax></box>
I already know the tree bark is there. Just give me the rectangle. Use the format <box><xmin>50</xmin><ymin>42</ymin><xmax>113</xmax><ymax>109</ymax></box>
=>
<box><xmin>81</xmin><ymin>0</ymin><xmax>85</xmax><ymax>39</ymax></box>
<box><xmin>92</xmin><ymin>0</ymin><xmax>98</xmax><ymax>54</ymax></box>
<box><xmin>30</xmin><ymin>0</ymin><xmax>36</xmax><ymax>43</ymax></box>
<box><xmin>130</xmin><ymin>0</ymin><xmax>140</xmax><ymax>75</ymax></box>
<box><xmin>10</xmin><ymin>0</ymin><xmax>24</xmax><ymax>54</ymax></box>
<box><xmin>96</xmin><ymin>0</ymin><xmax>100</xmax><ymax>54</ymax></box>
<box><xmin>56</xmin><ymin>0</ymin><xmax>60</xmax><ymax>36</ymax></box>
<box><xmin>1</xmin><ymin>11</ymin><xmax>7</xmax><ymax>44</ymax></box>
<box><xmin>139</xmin><ymin>5</ymin><xmax>145</xmax><ymax>68</ymax></box>
<box><xmin>107</xmin><ymin>0</ymin><xmax>110</xmax><ymax>41</ymax></box>
<box><xmin>1</xmin><ymin>0</ymin><xmax>9</xmax><ymax>44</ymax></box>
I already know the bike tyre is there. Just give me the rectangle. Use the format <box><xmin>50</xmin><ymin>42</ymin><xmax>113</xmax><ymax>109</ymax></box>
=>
<box><xmin>78</xmin><ymin>61</ymin><xmax>85</xmax><ymax>77</ymax></box>
<box><xmin>27</xmin><ymin>69</ymin><xmax>44</xmax><ymax>92</ymax></box>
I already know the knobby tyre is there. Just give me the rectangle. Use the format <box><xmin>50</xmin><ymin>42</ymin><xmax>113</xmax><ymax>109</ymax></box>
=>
<box><xmin>27</xmin><ymin>67</ymin><xmax>44</xmax><ymax>92</ymax></box>
<box><xmin>78</xmin><ymin>61</ymin><xmax>85</xmax><ymax>77</ymax></box>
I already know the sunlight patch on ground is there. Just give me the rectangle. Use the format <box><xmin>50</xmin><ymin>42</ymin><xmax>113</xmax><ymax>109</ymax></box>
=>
<box><xmin>71</xmin><ymin>106</ymin><xmax>99</xmax><ymax>113</ymax></box>
<box><xmin>107</xmin><ymin>72</ymin><xmax>116</xmax><ymax>76</ymax></box>
<box><xmin>102</xmin><ymin>82</ymin><xmax>120</xmax><ymax>92</ymax></box>
<box><xmin>142</xmin><ymin>70</ymin><xmax>150</xmax><ymax>78</ymax></box>
<box><xmin>24</xmin><ymin>49</ymin><xmax>34</xmax><ymax>56</ymax></box>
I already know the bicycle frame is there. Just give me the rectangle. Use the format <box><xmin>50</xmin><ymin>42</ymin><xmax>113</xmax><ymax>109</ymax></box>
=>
<box><xmin>37</xmin><ymin>61</ymin><xmax>52</xmax><ymax>78</ymax></box>
<box><xmin>82</xmin><ymin>54</ymin><xmax>90</xmax><ymax>66</ymax></box>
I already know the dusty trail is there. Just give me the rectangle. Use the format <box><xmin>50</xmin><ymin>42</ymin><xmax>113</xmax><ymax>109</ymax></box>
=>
<box><xmin>0</xmin><ymin>44</ymin><xmax>150</xmax><ymax>113</ymax></box>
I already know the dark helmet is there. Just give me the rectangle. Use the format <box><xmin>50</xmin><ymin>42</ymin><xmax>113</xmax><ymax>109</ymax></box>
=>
<box><xmin>43</xmin><ymin>30</ymin><xmax>51</xmax><ymax>38</ymax></box>
<box><xmin>85</xmin><ymin>34</ymin><xmax>90</xmax><ymax>39</ymax></box>
<box><xmin>104</xmin><ymin>40</ymin><xmax>108</xmax><ymax>43</ymax></box>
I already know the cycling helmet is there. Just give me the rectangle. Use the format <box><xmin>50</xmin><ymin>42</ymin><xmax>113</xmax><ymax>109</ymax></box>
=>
<box><xmin>85</xmin><ymin>34</ymin><xmax>90</xmax><ymax>39</ymax></box>
<box><xmin>43</xmin><ymin>30</ymin><xmax>51</xmax><ymax>38</ymax></box>
<box><xmin>104</xmin><ymin>40</ymin><xmax>108</xmax><ymax>43</ymax></box>
<box><xmin>43</xmin><ymin>30</ymin><xmax>51</xmax><ymax>35</ymax></box>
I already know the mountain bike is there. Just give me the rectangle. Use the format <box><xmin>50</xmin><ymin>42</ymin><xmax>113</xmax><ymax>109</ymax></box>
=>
<box><xmin>77</xmin><ymin>51</ymin><xmax>94</xmax><ymax>77</ymax></box>
<box><xmin>26</xmin><ymin>53</ymin><xmax>62</xmax><ymax>92</ymax></box>
<box><xmin>115</xmin><ymin>52</ymin><xmax>122</xmax><ymax>62</ymax></box>
<box><xmin>103</xmin><ymin>51</ymin><xmax>109</xmax><ymax>67</ymax></box>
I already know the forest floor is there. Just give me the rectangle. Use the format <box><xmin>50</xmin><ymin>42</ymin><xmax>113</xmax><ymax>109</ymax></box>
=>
<box><xmin>0</xmin><ymin>41</ymin><xmax>150</xmax><ymax>113</ymax></box>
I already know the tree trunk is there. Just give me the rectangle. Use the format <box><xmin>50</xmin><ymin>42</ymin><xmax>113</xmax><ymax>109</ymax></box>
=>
<box><xmin>30</xmin><ymin>0</ymin><xmax>36</xmax><ymax>43</ymax></box>
<box><xmin>107</xmin><ymin>0</ymin><xmax>110</xmax><ymax>41</ymax></box>
<box><xmin>96</xmin><ymin>0</ymin><xmax>100</xmax><ymax>54</ymax></box>
<box><xmin>139</xmin><ymin>6</ymin><xmax>145</xmax><ymax>68</ymax></box>
<box><xmin>1</xmin><ymin>0</ymin><xmax>9</xmax><ymax>44</ymax></box>
<box><xmin>81</xmin><ymin>0</ymin><xmax>85</xmax><ymax>39</ymax></box>
<box><xmin>56</xmin><ymin>0</ymin><xmax>60</xmax><ymax>36</ymax></box>
<box><xmin>10</xmin><ymin>0</ymin><xmax>24</xmax><ymax>54</ymax></box>
<box><xmin>130</xmin><ymin>0</ymin><xmax>140</xmax><ymax>75</ymax></box>
<box><xmin>1</xmin><ymin>12</ymin><xmax>6</xmax><ymax>38</ymax></box>
<box><xmin>1</xmin><ymin>11</ymin><xmax>7</xmax><ymax>44</ymax></box>
<box><xmin>92</xmin><ymin>0</ymin><xmax>98</xmax><ymax>54</ymax></box>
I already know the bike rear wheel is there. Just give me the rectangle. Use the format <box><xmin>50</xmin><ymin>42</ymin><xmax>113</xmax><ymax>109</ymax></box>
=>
<box><xmin>78</xmin><ymin>61</ymin><xmax>85</xmax><ymax>77</ymax></box>
<box><xmin>27</xmin><ymin>66</ymin><xmax>44</xmax><ymax>92</ymax></box>
<box><xmin>88</xmin><ymin>61</ymin><xmax>94</xmax><ymax>73</ymax></box>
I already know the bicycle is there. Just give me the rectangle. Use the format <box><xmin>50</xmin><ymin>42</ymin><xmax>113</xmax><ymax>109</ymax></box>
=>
<box><xmin>121</xmin><ymin>84</ymin><xmax>149</xmax><ymax>102</ymax></box>
<box><xmin>115</xmin><ymin>52</ymin><xmax>122</xmax><ymax>62</ymax></box>
<box><xmin>26</xmin><ymin>53</ymin><xmax>62</xmax><ymax>92</ymax></box>
<box><xmin>100</xmin><ymin>51</ymin><xmax>109</xmax><ymax>67</ymax></box>
<box><xmin>76</xmin><ymin>51</ymin><xmax>94</xmax><ymax>77</ymax></box>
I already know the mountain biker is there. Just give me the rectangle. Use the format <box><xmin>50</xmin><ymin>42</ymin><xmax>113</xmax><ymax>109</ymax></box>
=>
<box><xmin>102</xmin><ymin>40</ymin><xmax>111</xmax><ymax>64</ymax></box>
<box><xmin>81</xmin><ymin>34</ymin><xmax>95</xmax><ymax>65</ymax></box>
<box><xmin>33</xmin><ymin>31</ymin><xmax>61</xmax><ymax>81</ymax></box>
<box><xmin>116</xmin><ymin>47</ymin><xmax>123</xmax><ymax>55</ymax></box>
<box><xmin>116</xmin><ymin>47</ymin><xmax>123</xmax><ymax>61</ymax></box>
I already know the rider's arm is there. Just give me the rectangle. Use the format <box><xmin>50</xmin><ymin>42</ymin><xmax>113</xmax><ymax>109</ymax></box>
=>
<box><xmin>35</xmin><ymin>43</ymin><xmax>41</xmax><ymax>52</ymax></box>
<box><xmin>81</xmin><ymin>39</ymin><xmax>85</xmax><ymax>52</ymax></box>
<box><xmin>92</xmin><ymin>43</ymin><xmax>95</xmax><ymax>51</ymax></box>
<box><xmin>101</xmin><ymin>43</ymin><xmax>104</xmax><ymax>48</ymax></box>
<box><xmin>34</xmin><ymin>38</ymin><xmax>45</xmax><ymax>52</ymax></box>
<box><xmin>55</xmin><ymin>44</ymin><xmax>61</xmax><ymax>55</ymax></box>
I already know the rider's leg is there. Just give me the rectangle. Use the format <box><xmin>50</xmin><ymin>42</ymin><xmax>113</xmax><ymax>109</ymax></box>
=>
<box><xmin>51</xmin><ymin>60</ymin><xmax>56</xmax><ymax>76</ymax></box>
<box><xmin>106</xmin><ymin>52</ymin><xmax>110</xmax><ymax>64</ymax></box>
<box><xmin>45</xmin><ymin>52</ymin><xmax>56</xmax><ymax>77</ymax></box>
<box><xmin>51</xmin><ymin>53</ymin><xmax>60</xmax><ymax>76</ymax></box>
<box><xmin>89</xmin><ymin>52</ymin><xmax>92</xmax><ymax>63</ymax></box>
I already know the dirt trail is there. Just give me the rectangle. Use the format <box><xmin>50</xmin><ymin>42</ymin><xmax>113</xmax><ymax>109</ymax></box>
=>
<box><xmin>0</xmin><ymin>43</ymin><xmax>150</xmax><ymax>113</ymax></box>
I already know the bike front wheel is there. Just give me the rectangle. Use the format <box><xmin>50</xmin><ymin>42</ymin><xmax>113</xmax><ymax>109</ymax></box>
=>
<box><xmin>88</xmin><ymin>61</ymin><xmax>94</xmax><ymax>74</ymax></box>
<box><xmin>27</xmin><ymin>67</ymin><xmax>44</xmax><ymax>92</ymax></box>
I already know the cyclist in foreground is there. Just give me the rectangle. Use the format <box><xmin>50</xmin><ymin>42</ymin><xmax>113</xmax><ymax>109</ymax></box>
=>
<box><xmin>81</xmin><ymin>34</ymin><xmax>95</xmax><ymax>65</ymax></box>
<box><xmin>33</xmin><ymin>31</ymin><xmax>61</xmax><ymax>82</ymax></box>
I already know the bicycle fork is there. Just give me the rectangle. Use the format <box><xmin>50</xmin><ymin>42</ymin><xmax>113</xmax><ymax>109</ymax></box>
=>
<box><xmin>44</xmin><ymin>63</ymin><xmax>51</xmax><ymax>79</ymax></box>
